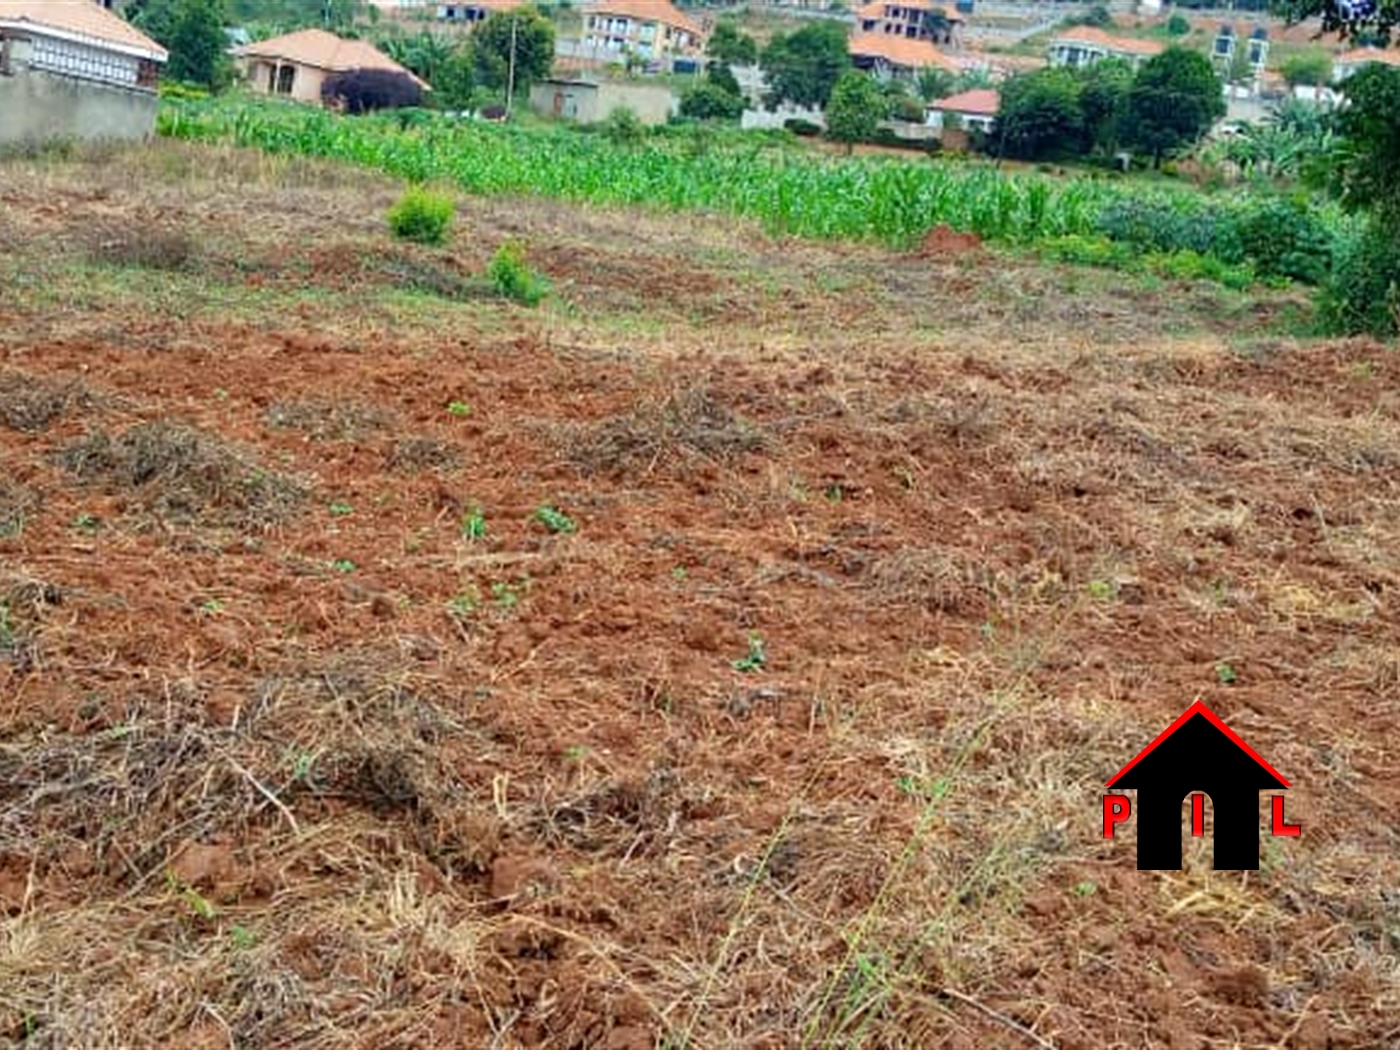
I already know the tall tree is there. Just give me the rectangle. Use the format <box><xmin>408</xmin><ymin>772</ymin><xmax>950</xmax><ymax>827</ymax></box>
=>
<box><xmin>1123</xmin><ymin>47</ymin><xmax>1225</xmax><ymax>166</ymax></box>
<box><xmin>992</xmin><ymin>66</ymin><xmax>1084</xmax><ymax>161</ymax></box>
<box><xmin>825</xmin><ymin>69</ymin><xmax>882</xmax><ymax>153</ymax></box>
<box><xmin>473</xmin><ymin>6</ymin><xmax>554</xmax><ymax>93</ymax></box>
<box><xmin>1078</xmin><ymin>57</ymin><xmax>1133</xmax><ymax>154</ymax></box>
<box><xmin>760</xmin><ymin>21</ymin><xmax>849</xmax><ymax>109</ymax></box>
<box><xmin>707</xmin><ymin>19</ymin><xmax>758</xmax><ymax>67</ymax></box>
<box><xmin>1328</xmin><ymin>63</ymin><xmax>1400</xmax><ymax>224</ymax></box>
<box><xmin>129</xmin><ymin>0</ymin><xmax>231</xmax><ymax>89</ymax></box>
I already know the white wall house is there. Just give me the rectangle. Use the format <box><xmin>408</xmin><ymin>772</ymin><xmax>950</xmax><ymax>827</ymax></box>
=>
<box><xmin>0</xmin><ymin>0</ymin><xmax>168</xmax><ymax>144</ymax></box>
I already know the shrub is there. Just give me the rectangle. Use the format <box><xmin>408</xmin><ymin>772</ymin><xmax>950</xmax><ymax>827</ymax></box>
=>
<box><xmin>784</xmin><ymin>118</ymin><xmax>822</xmax><ymax>137</ymax></box>
<box><xmin>601</xmin><ymin>106</ymin><xmax>646</xmax><ymax>147</ymax></box>
<box><xmin>488</xmin><ymin>241</ymin><xmax>549</xmax><ymax>305</ymax></box>
<box><xmin>387</xmin><ymin>186</ymin><xmax>456</xmax><ymax>246</ymax></box>
<box><xmin>1166</xmin><ymin>13</ymin><xmax>1190</xmax><ymax>35</ymax></box>
<box><xmin>1317</xmin><ymin>221</ymin><xmax>1400</xmax><ymax>337</ymax></box>
<box><xmin>1232</xmin><ymin>196</ymin><xmax>1334</xmax><ymax>284</ymax></box>
<box><xmin>1095</xmin><ymin>197</ymin><xmax>1242</xmax><ymax>262</ymax></box>
<box><xmin>1041</xmin><ymin>234</ymin><xmax>1136</xmax><ymax>269</ymax></box>
<box><xmin>322</xmin><ymin>69</ymin><xmax>424</xmax><ymax>114</ymax></box>
<box><xmin>679</xmin><ymin>81</ymin><xmax>745</xmax><ymax>121</ymax></box>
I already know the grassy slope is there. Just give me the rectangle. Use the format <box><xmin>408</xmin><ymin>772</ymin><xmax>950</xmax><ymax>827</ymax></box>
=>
<box><xmin>0</xmin><ymin>141</ymin><xmax>1397</xmax><ymax>1050</ymax></box>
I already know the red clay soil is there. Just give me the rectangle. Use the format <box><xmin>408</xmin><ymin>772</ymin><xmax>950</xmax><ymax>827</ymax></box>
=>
<box><xmin>1</xmin><ymin>150</ymin><xmax>1399</xmax><ymax>1050</ymax></box>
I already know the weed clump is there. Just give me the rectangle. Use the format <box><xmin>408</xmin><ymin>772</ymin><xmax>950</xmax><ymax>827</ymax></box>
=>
<box><xmin>567</xmin><ymin>385</ymin><xmax>767</xmax><ymax>477</ymax></box>
<box><xmin>59</xmin><ymin>421</ymin><xmax>305</xmax><ymax>527</ymax></box>
<box><xmin>0</xmin><ymin>481</ymin><xmax>39</xmax><ymax>538</ymax></box>
<box><xmin>387</xmin><ymin>186</ymin><xmax>455</xmax><ymax>246</ymax></box>
<box><xmin>388</xmin><ymin>435</ymin><xmax>462</xmax><ymax>473</ymax></box>
<box><xmin>265</xmin><ymin>399</ymin><xmax>392</xmax><ymax>442</ymax></box>
<box><xmin>488</xmin><ymin>241</ymin><xmax>549</xmax><ymax>306</ymax></box>
<box><xmin>0</xmin><ymin>371</ymin><xmax>96</xmax><ymax>432</ymax></box>
<box><xmin>88</xmin><ymin>227</ymin><xmax>197</xmax><ymax>271</ymax></box>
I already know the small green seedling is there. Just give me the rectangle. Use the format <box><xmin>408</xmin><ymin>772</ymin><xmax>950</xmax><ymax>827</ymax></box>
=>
<box><xmin>1215</xmin><ymin>661</ymin><xmax>1239</xmax><ymax>685</ymax></box>
<box><xmin>329</xmin><ymin>501</ymin><xmax>353</xmax><ymax>517</ymax></box>
<box><xmin>491</xmin><ymin>579</ymin><xmax>526</xmax><ymax>608</ymax></box>
<box><xmin>166</xmin><ymin>872</ymin><xmax>217</xmax><ymax>920</ymax></box>
<box><xmin>331</xmin><ymin>559</ymin><xmax>356</xmax><ymax>574</ymax></box>
<box><xmin>1086</xmin><ymin>579</ymin><xmax>1115</xmax><ymax>601</ymax></box>
<box><xmin>229</xmin><ymin>925</ymin><xmax>257</xmax><ymax>950</ymax></box>
<box><xmin>461</xmin><ymin>507</ymin><xmax>487</xmax><ymax>541</ymax></box>
<box><xmin>447</xmin><ymin>590</ymin><xmax>479</xmax><ymax>619</ymax></box>
<box><xmin>534</xmin><ymin>505</ymin><xmax>577</xmax><ymax>534</ymax></box>
<box><xmin>894</xmin><ymin>775</ymin><xmax>950</xmax><ymax>801</ymax></box>
<box><xmin>1071</xmin><ymin>880</ymin><xmax>1098</xmax><ymax>897</ymax></box>
<box><xmin>72</xmin><ymin>512</ymin><xmax>99</xmax><ymax>531</ymax></box>
<box><xmin>447</xmin><ymin>400</ymin><xmax>472</xmax><ymax>417</ymax></box>
<box><xmin>732</xmin><ymin>632</ymin><xmax>766</xmax><ymax>673</ymax></box>
<box><xmin>671</xmin><ymin>566</ymin><xmax>688</xmax><ymax>582</ymax></box>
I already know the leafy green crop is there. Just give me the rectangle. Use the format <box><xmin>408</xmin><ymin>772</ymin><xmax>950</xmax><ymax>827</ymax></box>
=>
<box><xmin>157</xmin><ymin>96</ymin><xmax>1342</xmax><ymax>284</ymax></box>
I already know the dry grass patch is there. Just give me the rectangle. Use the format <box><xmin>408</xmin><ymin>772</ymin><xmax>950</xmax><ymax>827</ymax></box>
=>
<box><xmin>0</xmin><ymin>481</ymin><xmax>39</xmax><ymax>539</ymax></box>
<box><xmin>264</xmin><ymin>398</ymin><xmax>394</xmax><ymax>442</ymax></box>
<box><xmin>387</xmin><ymin>435</ymin><xmax>463</xmax><ymax>474</ymax></box>
<box><xmin>868</xmin><ymin>548</ymin><xmax>1002</xmax><ymax>617</ymax></box>
<box><xmin>85</xmin><ymin>225</ymin><xmax>198</xmax><ymax>273</ymax></box>
<box><xmin>58</xmin><ymin>421</ymin><xmax>306</xmax><ymax>527</ymax></box>
<box><xmin>565</xmin><ymin>385</ymin><xmax>768</xmax><ymax>477</ymax></box>
<box><xmin>0</xmin><ymin>370</ymin><xmax>98</xmax><ymax>432</ymax></box>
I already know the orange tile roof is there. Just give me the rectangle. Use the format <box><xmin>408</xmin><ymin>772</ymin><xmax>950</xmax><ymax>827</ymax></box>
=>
<box><xmin>0</xmin><ymin>0</ymin><xmax>166</xmax><ymax>60</ymax></box>
<box><xmin>1335</xmin><ymin>46</ymin><xmax>1400</xmax><ymax>67</ymax></box>
<box><xmin>233</xmin><ymin>28</ymin><xmax>429</xmax><ymax>89</ymax></box>
<box><xmin>849</xmin><ymin>32</ymin><xmax>959</xmax><ymax>72</ymax></box>
<box><xmin>587</xmin><ymin>0</ymin><xmax>703</xmax><ymax>38</ymax></box>
<box><xmin>929</xmin><ymin>87</ymin><xmax>998</xmax><ymax>115</ymax></box>
<box><xmin>1051</xmin><ymin>26</ymin><xmax>1164</xmax><ymax>57</ymax></box>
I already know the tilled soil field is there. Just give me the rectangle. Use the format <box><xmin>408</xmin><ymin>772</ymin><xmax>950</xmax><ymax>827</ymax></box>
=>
<box><xmin>1</xmin><ymin>142</ymin><xmax>1397</xmax><ymax>1050</ymax></box>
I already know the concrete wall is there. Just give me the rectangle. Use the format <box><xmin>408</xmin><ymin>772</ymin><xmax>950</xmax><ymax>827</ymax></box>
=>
<box><xmin>0</xmin><ymin>67</ymin><xmax>157</xmax><ymax>145</ymax></box>
<box><xmin>530</xmin><ymin>79</ymin><xmax>676</xmax><ymax>126</ymax></box>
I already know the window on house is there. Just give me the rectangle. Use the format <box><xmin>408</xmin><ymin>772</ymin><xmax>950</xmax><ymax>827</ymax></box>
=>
<box><xmin>275</xmin><ymin>64</ymin><xmax>295</xmax><ymax>94</ymax></box>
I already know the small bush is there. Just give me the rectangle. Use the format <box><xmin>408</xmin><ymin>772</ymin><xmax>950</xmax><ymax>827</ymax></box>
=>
<box><xmin>487</xmin><ymin>241</ymin><xmax>549</xmax><ymax>305</ymax></box>
<box><xmin>1317</xmin><ymin>221</ymin><xmax>1400</xmax><ymax>338</ymax></box>
<box><xmin>601</xmin><ymin>106</ymin><xmax>646</xmax><ymax>147</ymax></box>
<box><xmin>388</xmin><ymin>187</ymin><xmax>455</xmax><ymax>246</ymax></box>
<box><xmin>1232</xmin><ymin>196</ymin><xmax>1334</xmax><ymax>285</ymax></box>
<box><xmin>1040</xmin><ymin>234</ymin><xmax>1137</xmax><ymax>269</ymax></box>
<box><xmin>322</xmin><ymin>69</ymin><xmax>424</xmax><ymax>114</ymax></box>
<box><xmin>1095</xmin><ymin>197</ymin><xmax>1243</xmax><ymax>263</ymax></box>
<box><xmin>1166</xmin><ymin>13</ymin><xmax>1190</xmax><ymax>35</ymax></box>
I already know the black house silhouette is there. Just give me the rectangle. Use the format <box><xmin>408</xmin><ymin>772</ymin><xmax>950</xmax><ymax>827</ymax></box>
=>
<box><xmin>1107</xmin><ymin>701</ymin><xmax>1289</xmax><ymax>870</ymax></box>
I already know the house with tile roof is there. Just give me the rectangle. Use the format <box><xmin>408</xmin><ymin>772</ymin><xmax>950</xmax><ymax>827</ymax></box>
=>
<box><xmin>232</xmin><ymin>28</ymin><xmax>428</xmax><ymax>107</ymax></box>
<box><xmin>925</xmin><ymin>87</ymin><xmax>998</xmax><ymax>133</ymax></box>
<box><xmin>849</xmin><ymin>32</ymin><xmax>959</xmax><ymax>82</ymax></box>
<box><xmin>0</xmin><ymin>0</ymin><xmax>167</xmax><ymax>143</ymax></box>
<box><xmin>855</xmin><ymin>0</ymin><xmax>965</xmax><ymax>48</ymax></box>
<box><xmin>582</xmin><ymin>0</ymin><xmax>705</xmax><ymax>62</ymax></box>
<box><xmin>1046</xmin><ymin>26</ymin><xmax>1164</xmax><ymax>71</ymax></box>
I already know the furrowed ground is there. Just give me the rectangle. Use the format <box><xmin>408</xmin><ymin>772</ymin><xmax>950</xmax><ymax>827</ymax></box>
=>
<box><xmin>1</xmin><ymin>141</ymin><xmax>1397</xmax><ymax>1050</ymax></box>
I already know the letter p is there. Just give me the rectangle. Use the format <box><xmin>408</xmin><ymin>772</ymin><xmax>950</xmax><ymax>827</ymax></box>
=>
<box><xmin>1103</xmin><ymin>794</ymin><xmax>1131</xmax><ymax>838</ymax></box>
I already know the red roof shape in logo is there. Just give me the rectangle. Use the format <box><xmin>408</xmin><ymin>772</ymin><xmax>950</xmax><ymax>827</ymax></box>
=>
<box><xmin>1106</xmin><ymin>700</ymin><xmax>1289</xmax><ymax>789</ymax></box>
